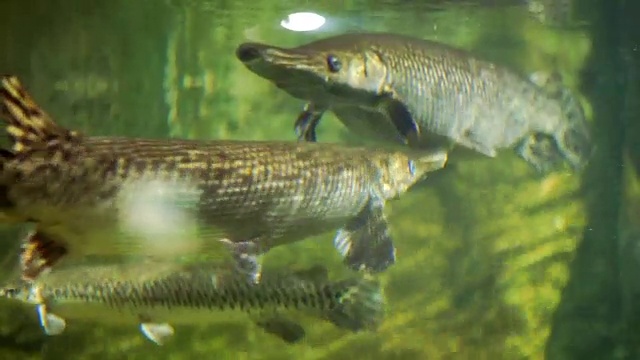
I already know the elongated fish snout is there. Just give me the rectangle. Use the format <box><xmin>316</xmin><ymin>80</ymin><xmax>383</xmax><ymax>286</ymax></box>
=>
<box><xmin>236</xmin><ymin>43</ymin><xmax>292</xmax><ymax>64</ymax></box>
<box><xmin>235</xmin><ymin>43</ymin><xmax>312</xmax><ymax>68</ymax></box>
<box><xmin>236</xmin><ymin>43</ymin><xmax>265</xmax><ymax>63</ymax></box>
<box><xmin>413</xmin><ymin>150</ymin><xmax>449</xmax><ymax>178</ymax></box>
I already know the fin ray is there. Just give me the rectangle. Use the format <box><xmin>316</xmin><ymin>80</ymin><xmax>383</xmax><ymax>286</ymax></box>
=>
<box><xmin>334</xmin><ymin>199</ymin><xmax>396</xmax><ymax>273</ymax></box>
<box><xmin>380</xmin><ymin>98</ymin><xmax>420</xmax><ymax>145</ymax></box>
<box><xmin>140</xmin><ymin>322</ymin><xmax>175</xmax><ymax>345</ymax></box>
<box><xmin>20</xmin><ymin>230</ymin><xmax>67</xmax><ymax>282</ymax></box>
<box><xmin>0</xmin><ymin>75</ymin><xmax>80</xmax><ymax>153</ymax></box>
<box><xmin>324</xmin><ymin>275</ymin><xmax>385</xmax><ymax>331</ymax></box>
<box><xmin>516</xmin><ymin>133</ymin><xmax>563</xmax><ymax>174</ymax></box>
<box><xmin>218</xmin><ymin>238</ymin><xmax>263</xmax><ymax>284</ymax></box>
<box><xmin>294</xmin><ymin>103</ymin><xmax>325</xmax><ymax>142</ymax></box>
<box><xmin>528</xmin><ymin>71</ymin><xmax>592</xmax><ymax>170</ymax></box>
<box><xmin>37</xmin><ymin>304</ymin><xmax>66</xmax><ymax>336</ymax></box>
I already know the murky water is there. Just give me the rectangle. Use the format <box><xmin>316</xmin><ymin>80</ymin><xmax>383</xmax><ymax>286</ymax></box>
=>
<box><xmin>0</xmin><ymin>0</ymin><xmax>637</xmax><ymax>359</ymax></box>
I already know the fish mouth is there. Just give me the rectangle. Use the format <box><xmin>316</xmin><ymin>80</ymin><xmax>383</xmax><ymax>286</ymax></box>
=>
<box><xmin>236</xmin><ymin>43</ymin><xmax>264</xmax><ymax>63</ymax></box>
<box><xmin>235</xmin><ymin>42</ymin><xmax>319</xmax><ymax>71</ymax></box>
<box><xmin>236</xmin><ymin>42</ymin><xmax>330</xmax><ymax>99</ymax></box>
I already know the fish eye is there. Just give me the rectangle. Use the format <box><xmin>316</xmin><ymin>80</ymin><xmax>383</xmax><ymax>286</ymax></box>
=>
<box><xmin>326</xmin><ymin>54</ymin><xmax>342</xmax><ymax>73</ymax></box>
<box><xmin>408</xmin><ymin>160</ymin><xmax>416</xmax><ymax>176</ymax></box>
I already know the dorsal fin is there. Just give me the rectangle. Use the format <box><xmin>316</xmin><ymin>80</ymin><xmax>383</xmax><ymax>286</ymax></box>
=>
<box><xmin>0</xmin><ymin>75</ymin><xmax>81</xmax><ymax>153</ymax></box>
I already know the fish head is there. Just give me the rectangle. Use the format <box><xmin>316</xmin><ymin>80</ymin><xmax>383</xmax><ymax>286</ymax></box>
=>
<box><xmin>235</xmin><ymin>40</ymin><xmax>388</xmax><ymax>107</ymax></box>
<box><xmin>373</xmin><ymin>149</ymin><xmax>448</xmax><ymax>199</ymax></box>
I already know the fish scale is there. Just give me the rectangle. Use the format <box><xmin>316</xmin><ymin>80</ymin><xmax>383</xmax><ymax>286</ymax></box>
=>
<box><xmin>45</xmin><ymin>272</ymin><xmax>346</xmax><ymax>313</ymax></box>
<box><xmin>365</xmin><ymin>39</ymin><xmax>527</xmax><ymax>146</ymax></box>
<box><xmin>0</xmin><ymin>75</ymin><xmax>448</xmax><ymax>283</ymax></box>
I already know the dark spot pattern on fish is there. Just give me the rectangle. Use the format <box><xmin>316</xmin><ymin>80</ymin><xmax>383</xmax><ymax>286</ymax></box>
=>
<box><xmin>45</xmin><ymin>271</ymin><xmax>353</xmax><ymax>313</ymax></box>
<box><xmin>0</xmin><ymin>75</ymin><xmax>447</xmax><ymax>283</ymax></box>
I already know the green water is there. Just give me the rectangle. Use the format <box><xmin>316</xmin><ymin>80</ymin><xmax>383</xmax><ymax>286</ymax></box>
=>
<box><xmin>0</xmin><ymin>0</ymin><xmax>637</xmax><ymax>359</ymax></box>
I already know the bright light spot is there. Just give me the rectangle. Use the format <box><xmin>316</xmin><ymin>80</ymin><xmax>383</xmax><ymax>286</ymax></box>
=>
<box><xmin>119</xmin><ymin>179</ymin><xmax>203</xmax><ymax>257</ymax></box>
<box><xmin>280</xmin><ymin>12</ymin><xmax>326</xmax><ymax>32</ymax></box>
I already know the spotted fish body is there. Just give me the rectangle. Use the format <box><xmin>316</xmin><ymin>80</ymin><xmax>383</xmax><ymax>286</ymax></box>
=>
<box><xmin>0</xmin><ymin>262</ymin><xmax>384</xmax><ymax>345</ymax></box>
<box><xmin>236</xmin><ymin>32</ymin><xmax>592</xmax><ymax>173</ymax></box>
<box><xmin>0</xmin><ymin>76</ymin><xmax>448</xmax><ymax>282</ymax></box>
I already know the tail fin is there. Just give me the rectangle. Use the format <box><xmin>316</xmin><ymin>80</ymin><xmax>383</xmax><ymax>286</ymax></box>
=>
<box><xmin>270</xmin><ymin>265</ymin><xmax>386</xmax><ymax>331</ymax></box>
<box><xmin>556</xmin><ymin>86</ymin><xmax>592</xmax><ymax>170</ymax></box>
<box><xmin>529</xmin><ymin>71</ymin><xmax>592</xmax><ymax>170</ymax></box>
<box><xmin>324</xmin><ymin>275</ymin><xmax>385</xmax><ymax>332</ymax></box>
<box><xmin>0</xmin><ymin>75</ymin><xmax>80</xmax><ymax>153</ymax></box>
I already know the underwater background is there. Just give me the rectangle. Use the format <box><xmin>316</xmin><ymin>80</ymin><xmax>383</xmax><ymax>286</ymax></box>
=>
<box><xmin>0</xmin><ymin>0</ymin><xmax>638</xmax><ymax>359</ymax></box>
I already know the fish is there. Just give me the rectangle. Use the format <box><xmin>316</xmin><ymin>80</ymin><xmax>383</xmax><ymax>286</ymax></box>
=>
<box><xmin>235</xmin><ymin>32</ymin><xmax>592</xmax><ymax>174</ymax></box>
<box><xmin>0</xmin><ymin>261</ymin><xmax>384</xmax><ymax>345</ymax></box>
<box><xmin>0</xmin><ymin>75</ymin><xmax>448</xmax><ymax>283</ymax></box>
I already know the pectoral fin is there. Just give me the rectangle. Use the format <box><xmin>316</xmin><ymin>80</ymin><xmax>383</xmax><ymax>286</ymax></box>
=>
<box><xmin>381</xmin><ymin>99</ymin><xmax>420</xmax><ymax>145</ymax></box>
<box><xmin>334</xmin><ymin>199</ymin><xmax>396</xmax><ymax>273</ymax></box>
<box><xmin>528</xmin><ymin>71</ymin><xmax>592</xmax><ymax>170</ymax></box>
<box><xmin>253</xmin><ymin>315</ymin><xmax>306</xmax><ymax>344</ymax></box>
<box><xmin>294</xmin><ymin>103</ymin><xmax>326</xmax><ymax>142</ymax></box>
<box><xmin>323</xmin><ymin>275</ymin><xmax>385</xmax><ymax>332</ymax></box>
<box><xmin>37</xmin><ymin>304</ymin><xmax>66</xmax><ymax>336</ymax></box>
<box><xmin>218</xmin><ymin>239</ymin><xmax>263</xmax><ymax>284</ymax></box>
<box><xmin>20</xmin><ymin>230</ymin><xmax>68</xmax><ymax>282</ymax></box>
<box><xmin>140</xmin><ymin>322</ymin><xmax>175</xmax><ymax>346</ymax></box>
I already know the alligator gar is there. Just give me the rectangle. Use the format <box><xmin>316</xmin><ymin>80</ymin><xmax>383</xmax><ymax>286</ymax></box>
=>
<box><xmin>236</xmin><ymin>32</ymin><xmax>591</xmax><ymax>173</ymax></box>
<box><xmin>0</xmin><ymin>75</ymin><xmax>447</xmax><ymax>283</ymax></box>
<box><xmin>0</xmin><ymin>261</ymin><xmax>383</xmax><ymax>345</ymax></box>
